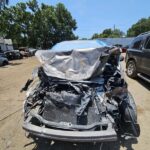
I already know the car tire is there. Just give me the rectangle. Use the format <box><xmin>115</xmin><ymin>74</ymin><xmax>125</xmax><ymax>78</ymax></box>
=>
<box><xmin>125</xmin><ymin>106</ymin><xmax>140</xmax><ymax>137</ymax></box>
<box><xmin>127</xmin><ymin>92</ymin><xmax>140</xmax><ymax>137</ymax></box>
<box><xmin>2</xmin><ymin>61</ymin><xmax>8</xmax><ymax>66</ymax></box>
<box><xmin>122</xmin><ymin>92</ymin><xmax>140</xmax><ymax>137</ymax></box>
<box><xmin>128</xmin><ymin>92</ymin><xmax>137</xmax><ymax>119</ymax></box>
<box><xmin>126</xmin><ymin>60</ymin><xmax>137</xmax><ymax>78</ymax></box>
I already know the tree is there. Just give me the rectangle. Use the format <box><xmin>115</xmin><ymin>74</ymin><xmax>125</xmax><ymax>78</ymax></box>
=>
<box><xmin>127</xmin><ymin>17</ymin><xmax>150</xmax><ymax>37</ymax></box>
<box><xmin>112</xmin><ymin>29</ymin><xmax>124</xmax><ymax>38</ymax></box>
<box><xmin>53</xmin><ymin>3</ymin><xmax>77</xmax><ymax>45</ymax></box>
<box><xmin>91</xmin><ymin>28</ymin><xmax>124</xmax><ymax>39</ymax></box>
<box><xmin>0</xmin><ymin>0</ymin><xmax>77</xmax><ymax>49</ymax></box>
<box><xmin>91</xmin><ymin>33</ymin><xmax>99</xmax><ymax>39</ymax></box>
<box><xmin>102</xmin><ymin>28</ymin><xmax>113</xmax><ymax>37</ymax></box>
<box><xmin>0</xmin><ymin>2</ymin><xmax>32</xmax><ymax>47</ymax></box>
<box><xmin>80</xmin><ymin>38</ymin><xmax>88</xmax><ymax>40</ymax></box>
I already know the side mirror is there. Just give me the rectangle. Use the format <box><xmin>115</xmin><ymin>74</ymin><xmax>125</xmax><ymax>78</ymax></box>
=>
<box><xmin>120</xmin><ymin>55</ymin><xmax>124</xmax><ymax>61</ymax></box>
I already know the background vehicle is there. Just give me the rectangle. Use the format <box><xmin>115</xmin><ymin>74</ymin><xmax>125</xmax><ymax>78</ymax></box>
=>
<box><xmin>22</xmin><ymin>40</ymin><xmax>140</xmax><ymax>145</ymax></box>
<box><xmin>4</xmin><ymin>50</ymin><xmax>23</xmax><ymax>60</ymax></box>
<box><xmin>0</xmin><ymin>50</ymin><xmax>7</xmax><ymax>58</ymax></box>
<box><xmin>28</xmin><ymin>48</ymin><xmax>37</xmax><ymax>56</ymax></box>
<box><xmin>0</xmin><ymin>56</ymin><xmax>8</xmax><ymax>66</ymax></box>
<box><xmin>19</xmin><ymin>47</ymin><xmax>31</xmax><ymax>57</ymax></box>
<box><xmin>126</xmin><ymin>32</ymin><xmax>150</xmax><ymax>83</ymax></box>
<box><xmin>19</xmin><ymin>47</ymin><xmax>37</xmax><ymax>57</ymax></box>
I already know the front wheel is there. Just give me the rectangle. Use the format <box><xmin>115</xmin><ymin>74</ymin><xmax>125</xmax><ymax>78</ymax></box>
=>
<box><xmin>120</xmin><ymin>92</ymin><xmax>140</xmax><ymax>137</ymax></box>
<box><xmin>2</xmin><ymin>61</ymin><xmax>8</xmax><ymax>66</ymax></box>
<box><xmin>126</xmin><ymin>60</ymin><xmax>137</xmax><ymax>78</ymax></box>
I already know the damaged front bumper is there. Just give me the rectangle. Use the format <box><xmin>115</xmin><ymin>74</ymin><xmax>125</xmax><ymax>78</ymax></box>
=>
<box><xmin>23</xmin><ymin>116</ymin><xmax>117</xmax><ymax>142</ymax></box>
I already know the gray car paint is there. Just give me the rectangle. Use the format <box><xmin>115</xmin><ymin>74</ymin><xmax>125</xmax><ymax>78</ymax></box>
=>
<box><xmin>126</xmin><ymin>33</ymin><xmax>150</xmax><ymax>77</ymax></box>
<box><xmin>0</xmin><ymin>56</ymin><xmax>8</xmax><ymax>66</ymax></box>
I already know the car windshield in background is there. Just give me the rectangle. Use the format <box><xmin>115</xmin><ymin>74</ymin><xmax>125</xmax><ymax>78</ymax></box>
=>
<box><xmin>51</xmin><ymin>40</ymin><xmax>108</xmax><ymax>52</ymax></box>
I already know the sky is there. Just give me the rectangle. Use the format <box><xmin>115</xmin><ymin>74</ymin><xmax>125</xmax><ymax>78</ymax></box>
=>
<box><xmin>10</xmin><ymin>0</ymin><xmax>150</xmax><ymax>38</ymax></box>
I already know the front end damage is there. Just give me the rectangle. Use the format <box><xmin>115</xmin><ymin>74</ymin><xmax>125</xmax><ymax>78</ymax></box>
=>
<box><xmin>22</xmin><ymin>46</ymin><xmax>140</xmax><ymax>142</ymax></box>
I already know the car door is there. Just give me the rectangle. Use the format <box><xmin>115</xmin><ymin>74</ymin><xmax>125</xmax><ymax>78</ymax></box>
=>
<box><xmin>127</xmin><ymin>36</ymin><xmax>144</xmax><ymax>71</ymax></box>
<box><xmin>141</xmin><ymin>36</ymin><xmax>150</xmax><ymax>76</ymax></box>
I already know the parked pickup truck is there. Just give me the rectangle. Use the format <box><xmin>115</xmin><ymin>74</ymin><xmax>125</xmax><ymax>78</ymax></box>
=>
<box><xmin>126</xmin><ymin>31</ymin><xmax>150</xmax><ymax>83</ymax></box>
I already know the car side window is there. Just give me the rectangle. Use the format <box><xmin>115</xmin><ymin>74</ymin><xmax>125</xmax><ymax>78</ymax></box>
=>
<box><xmin>131</xmin><ymin>37</ymin><xmax>143</xmax><ymax>50</ymax></box>
<box><xmin>144</xmin><ymin>36</ymin><xmax>150</xmax><ymax>49</ymax></box>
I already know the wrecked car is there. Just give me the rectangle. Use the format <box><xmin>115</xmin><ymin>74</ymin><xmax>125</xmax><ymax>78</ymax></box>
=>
<box><xmin>4</xmin><ymin>50</ymin><xmax>23</xmax><ymax>60</ymax></box>
<box><xmin>22</xmin><ymin>40</ymin><xmax>140</xmax><ymax>143</ymax></box>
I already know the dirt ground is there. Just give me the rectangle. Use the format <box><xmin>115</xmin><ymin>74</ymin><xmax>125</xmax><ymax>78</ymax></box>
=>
<box><xmin>0</xmin><ymin>56</ymin><xmax>150</xmax><ymax>150</ymax></box>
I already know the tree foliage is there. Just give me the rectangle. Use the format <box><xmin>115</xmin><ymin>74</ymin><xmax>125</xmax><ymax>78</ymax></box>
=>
<box><xmin>127</xmin><ymin>17</ymin><xmax>150</xmax><ymax>37</ymax></box>
<box><xmin>0</xmin><ymin>0</ymin><xmax>77</xmax><ymax>49</ymax></box>
<box><xmin>91</xmin><ymin>28</ymin><xmax>124</xmax><ymax>39</ymax></box>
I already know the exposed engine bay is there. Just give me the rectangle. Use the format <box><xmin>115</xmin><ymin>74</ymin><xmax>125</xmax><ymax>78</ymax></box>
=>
<box><xmin>22</xmin><ymin>46</ymin><xmax>140</xmax><ymax>142</ymax></box>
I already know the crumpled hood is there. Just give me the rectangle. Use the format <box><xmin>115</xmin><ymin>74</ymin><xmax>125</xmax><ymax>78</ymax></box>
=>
<box><xmin>35</xmin><ymin>47</ymin><xmax>110</xmax><ymax>81</ymax></box>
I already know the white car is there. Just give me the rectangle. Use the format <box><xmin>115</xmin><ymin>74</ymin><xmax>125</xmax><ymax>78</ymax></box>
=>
<box><xmin>0</xmin><ymin>56</ymin><xmax>8</xmax><ymax>66</ymax></box>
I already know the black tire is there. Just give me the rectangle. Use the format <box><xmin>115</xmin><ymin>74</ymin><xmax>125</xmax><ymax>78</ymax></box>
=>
<box><xmin>19</xmin><ymin>54</ymin><xmax>23</xmax><ymax>59</ymax></box>
<box><xmin>125</xmin><ymin>107</ymin><xmax>140</xmax><ymax>137</ymax></box>
<box><xmin>126</xmin><ymin>60</ymin><xmax>137</xmax><ymax>78</ymax></box>
<box><xmin>2</xmin><ymin>61</ymin><xmax>8</xmax><ymax>66</ymax></box>
<box><xmin>123</xmin><ymin>92</ymin><xmax>140</xmax><ymax>137</ymax></box>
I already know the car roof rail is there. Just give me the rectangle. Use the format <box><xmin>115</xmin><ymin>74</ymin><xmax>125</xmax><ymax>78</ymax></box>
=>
<box><xmin>138</xmin><ymin>31</ymin><xmax>150</xmax><ymax>36</ymax></box>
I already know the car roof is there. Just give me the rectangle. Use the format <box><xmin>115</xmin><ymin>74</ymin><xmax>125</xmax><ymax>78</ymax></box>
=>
<box><xmin>137</xmin><ymin>31</ymin><xmax>150</xmax><ymax>38</ymax></box>
<box><xmin>50</xmin><ymin>40</ymin><xmax>108</xmax><ymax>52</ymax></box>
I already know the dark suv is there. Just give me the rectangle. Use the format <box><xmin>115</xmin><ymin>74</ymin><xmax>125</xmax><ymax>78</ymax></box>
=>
<box><xmin>126</xmin><ymin>32</ymin><xmax>150</xmax><ymax>83</ymax></box>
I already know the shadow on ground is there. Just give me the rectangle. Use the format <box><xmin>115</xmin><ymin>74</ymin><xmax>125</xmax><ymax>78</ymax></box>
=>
<box><xmin>24</xmin><ymin>136</ymin><xmax>138</xmax><ymax>150</ymax></box>
<box><xmin>0</xmin><ymin>62</ymin><xmax>22</xmax><ymax>68</ymax></box>
<box><xmin>9</xmin><ymin>62</ymin><xmax>23</xmax><ymax>66</ymax></box>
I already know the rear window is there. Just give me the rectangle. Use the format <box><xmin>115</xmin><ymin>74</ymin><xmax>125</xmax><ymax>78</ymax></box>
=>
<box><xmin>131</xmin><ymin>37</ymin><xmax>143</xmax><ymax>49</ymax></box>
<box><xmin>144</xmin><ymin>36</ymin><xmax>150</xmax><ymax>49</ymax></box>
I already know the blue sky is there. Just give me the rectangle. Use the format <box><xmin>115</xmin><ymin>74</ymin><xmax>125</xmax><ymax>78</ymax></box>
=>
<box><xmin>10</xmin><ymin>0</ymin><xmax>150</xmax><ymax>38</ymax></box>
